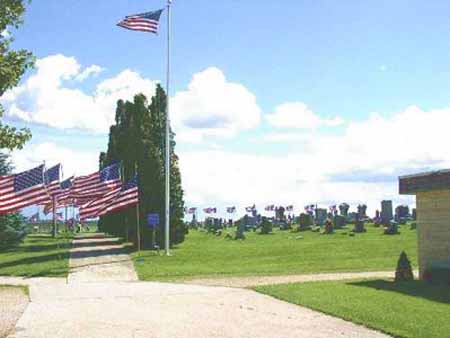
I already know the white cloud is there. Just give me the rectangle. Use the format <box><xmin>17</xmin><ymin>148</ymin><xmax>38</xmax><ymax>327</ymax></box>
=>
<box><xmin>171</xmin><ymin>67</ymin><xmax>261</xmax><ymax>143</ymax></box>
<box><xmin>266</xmin><ymin>102</ymin><xmax>344</xmax><ymax>129</ymax></box>
<box><xmin>1</xmin><ymin>54</ymin><xmax>157</xmax><ymax>133</ymax></box>
<box><xmin>11</xmin><ymin>142</ymin><xmax>98</xmax><ymax>178</ymax></box>
<box><xmin>180</xmin><ymin>105</ymin><xmax>450</xmax><ymax>217</ymax></box>
<box><xmin>76</xmin><ymin>65</ymin><xmax>104</xmax><ymax>81</ymax></box>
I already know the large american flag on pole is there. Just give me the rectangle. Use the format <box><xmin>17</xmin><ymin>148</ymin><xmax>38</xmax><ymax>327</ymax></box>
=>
<box><xmin>98</xmin><ymin>176</ymin><xmax>138</xmax><ymax>217</ymax></box>
<box><xmin>70</xmin><ymin>162</ymin><xmax>122</xmax><ymax>201</ymax></box>
<box><xmin>79</xmin><ymin>186</ymin><xmax>122</xmax><ymax>220</ymax></box>
<box><xmin>117</xmin><ymin>9</ymin><xmax>164</xmax><ymax>34</ymax></box>
<box><xmin>0</xmin><ymin>165</ymin><xmax>50</xmax><ymax>215</ymax></box>
<box><xmin>43</xmin><ymin>164</ymin><xmax>62</xmax><ymax>196</ymax></box>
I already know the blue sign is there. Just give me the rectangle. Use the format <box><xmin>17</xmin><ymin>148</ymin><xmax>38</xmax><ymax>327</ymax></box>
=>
<box><xmin>147</xmin><ymin>213</ymin><xmax>160</xmax><ymax>229</ymax></box>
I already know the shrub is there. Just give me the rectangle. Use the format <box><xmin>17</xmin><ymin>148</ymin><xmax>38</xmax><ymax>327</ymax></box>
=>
<box><xmin>395</xmin><ymin>251</ymin><xmax>414</xmax><ymax>282</ymax></box>
<box><xmin>0</xmin><ymin>213</ymin><xmax>27</xmax><ymax>249</ymax></box>
<box><xmin>260</xmin><ymin>217</ymin><xmax>273</xmax><ymax>234</ymax></box>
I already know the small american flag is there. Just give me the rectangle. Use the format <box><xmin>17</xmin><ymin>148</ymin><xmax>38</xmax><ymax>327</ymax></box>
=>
<box><xmin>0</xmin><ymin>165</ymin><xmax>50</xmax><ymax>215</ymax></box>
<box><xmin>203</xmin><ymin>207</ymin><xmax>217</xmax><ymax>214</ymax></box>
<box><xmin>265</xmin><ymin>205</ymin><xmax>275</xmax><ymax>211</ymax></box>
<box><xmin>187</xmin><ymin>207</ymin><xmax>197</xmax><ymax>214</ymax></box>
<box><xmin>226</xmin><ymin>206</ymin><xmax>236</xmax><ymax>213</ymax></box>
<box><xmin>117</xmin><ymin>9</ymin><xmax>164</xmax><ymax>34</ymax></box>
<box><xmin>245</xmin><ymin>205</ymin><xmax>255</xmax><ymax>212</ymax></box>
<box><xmin>98</xmin><ymin>176</ymin><xmax>138</xmax><ymax>216</ymax></box>
<box><xmin>286</xmin><ymin>205</ymin><xmax>294</xmax><ymax>212</ymax></box>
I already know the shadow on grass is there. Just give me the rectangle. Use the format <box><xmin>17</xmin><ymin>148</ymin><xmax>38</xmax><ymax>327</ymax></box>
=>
<box><xmin>0</xmin><ymin>253</ymin><xmax>69</xmax><ymax>277</ymax></box>
<box><xmin>349</xmin><ymin>279</ymin><xmax>450</xmax><ymax>304</ymax></box>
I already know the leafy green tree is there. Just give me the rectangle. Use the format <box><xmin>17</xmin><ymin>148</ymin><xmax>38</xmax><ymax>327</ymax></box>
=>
<box><xmin>0</xmin><ymin>152</ymin><xmax>27</xmax><ymax>248</ymax></box>
<box><xmin>99</xmin><ymin>86</ymin><xmax>185</xmax><ymax>249</ymax></box>
<box><xmin>0</xmin><ymin>0</ymin><xmax>34</xmax><ymax>150</ymax></box>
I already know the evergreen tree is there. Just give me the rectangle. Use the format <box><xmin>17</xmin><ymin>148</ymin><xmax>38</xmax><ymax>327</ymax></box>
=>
<box><xmin>395</xmin><ymin>251</ymin><xmax>414</xmax><ymax>282</ymax></box>
<box><xmin>99</xmin><ymin>85</ymin><xmax>185</xmax><ymax>248</ymax></box>
<box><xmin>0</xmin><ymin>0</ymin><xmax>33</xmax><ymax>150</ymax></box>
<box><xmin>0</xmin><ymin>152</ymin><xmax>27</xmax><ymax>248</ymax></box>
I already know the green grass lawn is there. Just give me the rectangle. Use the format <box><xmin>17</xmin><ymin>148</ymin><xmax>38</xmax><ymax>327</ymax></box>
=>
<box><xmin>132</xmin><ymin>224</ymin><xmax>417</xmax><ymax>281</ymax></box>
<box><xmin>0</xmin><ymin>234</ymin><xmax>73</xmax><ymax>278</ymax></box>
<box><xmin>255</xmin><ymin>279</ymin><xmax>450</xmax><ymax>338</ymax></box>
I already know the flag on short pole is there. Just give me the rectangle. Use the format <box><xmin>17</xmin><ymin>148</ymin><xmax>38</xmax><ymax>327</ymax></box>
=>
<box><xmin>226</xmin><ymin>206</ymin><xmax>236</xmax><ymax>213</ymax></box>
<box><xmin>245</xmin><ymin>205</ymin><xmax>256</xmax><ymax>212</ymax></box>
<box><xmin>187</xmin><ymin>207</ymin><xmax>197</xmax><ymax>214</ymax></box>
<box><xmin>265</xmin><ymin>205</ymin><xmax>275</xmax><ymax>211</ymax></box>
<box><xmin>286</xmin><ymin>205</ymin><xmax>294</xmax><ymax>212</ymax></box>
<box><xmin>203</xmin><ymin>207</ymin><xmax>217</xmax><ymax>214</ymax></box>
<box><xmin>117</xmin><ymin>9</ymin><xmax>164</xmax><ymax>34</ymax></box>
<box><xmin>0</xmin><ymin>165</ymin><xmax>50</xmax><ymax>214</ymax></box>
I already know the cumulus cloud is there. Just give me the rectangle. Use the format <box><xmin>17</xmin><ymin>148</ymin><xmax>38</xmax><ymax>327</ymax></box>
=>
<box><xmin>11</xmin><ymin>142</ymin><xmax>98</xmax><ymax>177</ymax></box>
<box><xmin>266</xmin><ymin>102</ymin><xmax>344</xmax><ymax>129</ymax></box>
<box><xmin>171</xmin><ymin>67</ymin><xmax>261</xmax><ymax>142</ymax></box>
<box><xmin>75</xmin><ymin>65</ymin><xmax>104</xmax><ymax>81</ymax></box>
<box><xmin>1</xmin><ymin>54</ymin><xmax>157</xmax><ymax>133</ymax></box>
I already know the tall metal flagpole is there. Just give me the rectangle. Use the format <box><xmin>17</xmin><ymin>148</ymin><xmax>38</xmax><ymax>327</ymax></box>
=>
<box><xmin>164</xmin><ymin>0</ymin><xmax>172</xmax><ymax>255</ymax></box>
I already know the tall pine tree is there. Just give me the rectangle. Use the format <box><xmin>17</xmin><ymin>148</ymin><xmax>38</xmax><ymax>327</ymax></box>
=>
<box><xmin>99</xmin><ymin>85</ymin><xmax>185</xmax><ymax>248</ymax></box>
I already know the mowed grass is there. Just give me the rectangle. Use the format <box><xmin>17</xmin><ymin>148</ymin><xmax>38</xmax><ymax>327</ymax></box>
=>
<box><xmin>132</xmin><ymin>224</ymin><xmax>417</xmax><ymax>281</ymax></box>
<box><xmin>0</xmin><ymin>234</ymin><xmax>73</xmax><ymax>277</ymax></box>
<box><xmin>255</xmin><ymin>279</ymin><xmax>450</xmax><ymax>338</ymax></box>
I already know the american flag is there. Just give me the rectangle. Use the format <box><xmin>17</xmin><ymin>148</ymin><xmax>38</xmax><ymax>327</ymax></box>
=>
<box><xmin>28</xmin><ymin>212</ymin><xmax>40</xmax><ymax>223</ymax></box>
<box><xmin>203</xmin><ymin>207</ymin><xmax>217</xmax><ymax>214</ymax></box>
<box><xmin>43</xmin><ymin>176</ymin><xmax>74</xmax><ymax>215</ymax></box>
<box><xmin>79</xmin><ymin>186</ymin><xmax>122</xmax><ymax>220</ymax></box>
<box><xmin>98</xmin><ymin>176</ymin><xmax>138</xmax><ymax>217</ymax></box>
<box><xmin>286</xmin><ymin>205</ymin><xmax>294</xmax><ymax>212</ymax></box>
<box><xmin>226</xmin><ymin>206</ymin><xmax>236</xmax><ymax>213</ymax></box>
<box><xmin>0</xmin><ymin>165</ymin><xmax>50</xmax><ymax>215</ymax></box>
<box><xmin>43</xmin><ymin>164</ymin><xmax>61</xmax><ymax>196</ymax></box>
<box><xmin>245</xmin><ymin>205</ymin><xmax>256</xmax><ymax>212</ymax></box>
<box><xmin>265</xmin><ymin>205</ymin><xmax>275</xmax><ymax>211</ymax></box>
<box><xmin>70</xmin><ymin>162</ymin><xmax>121</xmax><ymax>201</ymax></box>
<box><xmin>187</xmin><ymin>207</ymin><xmax>197</xmax><ymax>214</ymax></box>
<box><xmin>117</xmin><ymin>9</ymin><xmax>164</xmax><ymax>34</ymax></box>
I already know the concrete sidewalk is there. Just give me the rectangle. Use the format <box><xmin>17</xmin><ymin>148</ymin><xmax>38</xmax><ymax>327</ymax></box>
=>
<box><xmin>5</xmin><ymin>234</ymin><xmax>390</xmax><ymax>338</ymax></box>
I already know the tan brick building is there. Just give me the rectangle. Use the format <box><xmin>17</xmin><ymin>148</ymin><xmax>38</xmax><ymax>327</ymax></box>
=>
<box><xmin>399</xmin><ymin>170</ymin><xmax>450</xmax><ymax>279</ymax></box>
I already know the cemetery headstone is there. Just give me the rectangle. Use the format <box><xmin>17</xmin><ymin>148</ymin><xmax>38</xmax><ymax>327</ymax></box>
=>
<box><xmin>333</xmin><ymin>215</ymin><xmax>346</xmax><ymax>229</ymax></box>
<box><xmin>384</xmin><ymin>220</ymin><xmax>399</xmax><ymax>235</ymax></box>
<box><xmin>412</xmin><ymin>208</ymin><xmax>417</xmax><ymax>221</ymax></box>
<box><xmin>315</xmin><ymin>208</ymin><xmax>328</xmax><ymax>226</ymax></box>
<box><xmin>339</xmin><ymin>203</ymin><xmax>349</xmax><ymax>217</ymax></box>
<box><xmin>236</xmin><ymin>218</ymin><xmax>246</xmax><ymax>240</ymax></box>
<box><xmin>357</xmin><ymin>204</ymin><xmax>367</xmax><ymax>219</ymax></box>
<box><xmin>381</xmin><ymin>200</ymin><xmax>393</xmax><ymax>225</ymax></box>
<box><xmin>299</xmin><ymin>213</ymin><xmax>313</xmax><ymax>231</ymax></box>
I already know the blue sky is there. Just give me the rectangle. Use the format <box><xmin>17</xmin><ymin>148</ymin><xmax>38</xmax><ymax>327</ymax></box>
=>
<box><xmin>4</xmin><ymin>0</ymin><xmax>450</xmax><ymax>218</ymax></box>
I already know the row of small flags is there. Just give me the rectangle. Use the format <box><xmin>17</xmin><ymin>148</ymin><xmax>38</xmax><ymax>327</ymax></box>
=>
<box><xmin>185</xmin><ymin>205</ymin><xmax>341</xmax><ymax>215</ymax></box>
<box><xmin>184</xmin><ymin>205</ymin><xmax>296</xmax><ymax>215</ymax></box>
<box><xmin>0</xmin><ymin>162</ymin><xmax>138</xmax><ymax>220</ymax></box>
